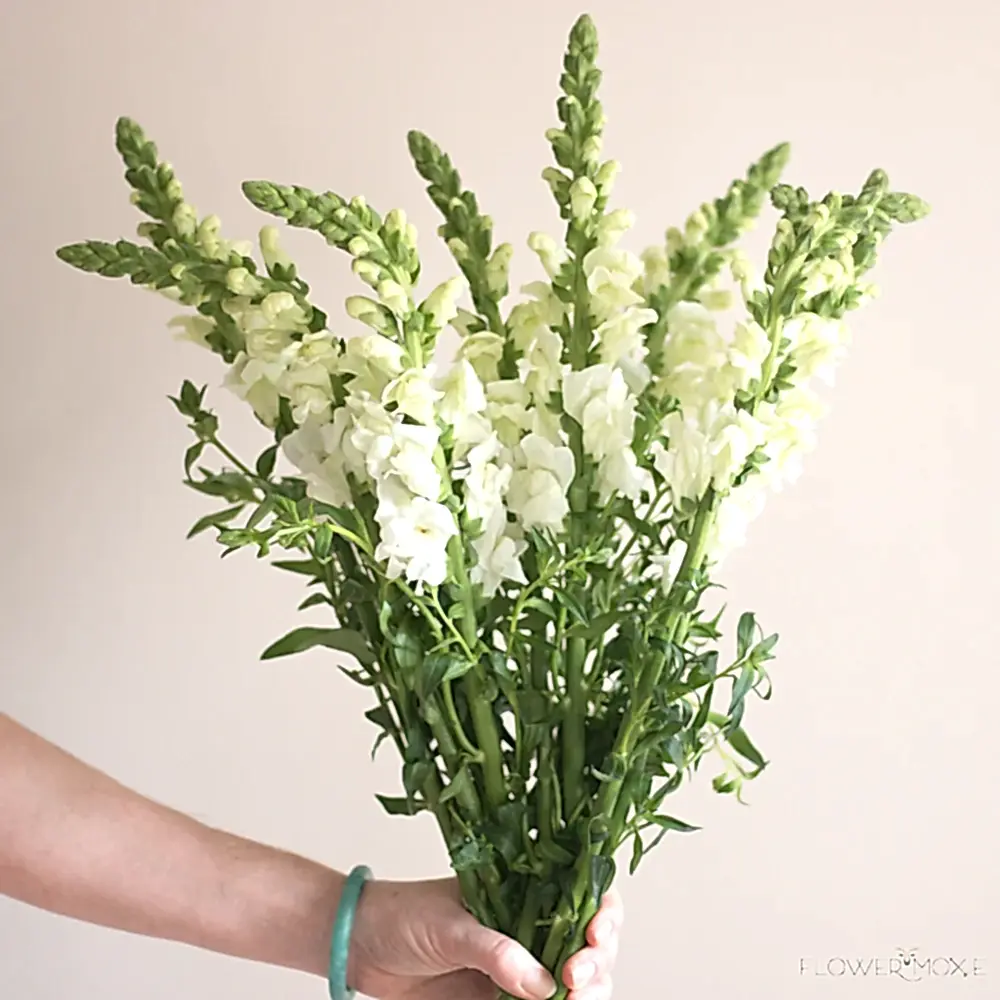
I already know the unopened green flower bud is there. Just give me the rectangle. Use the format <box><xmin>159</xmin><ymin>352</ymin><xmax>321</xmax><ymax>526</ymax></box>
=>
<box><xmin>226</xmin><ymin>266</ymin><xmax>263</xmax><ymax>297</ymax></box>
<box><xmin>164</xmin><ymin>176</ymin><xmax>184</xmax><ymax>201</ymax></box>
<box><xmin>404</xmin><ymin>222</ymin><xmax>419</xmax><ymax>248</ymax></box>
<box><xmin>684</xmin><ymin>209</ymin><xmax>709</xmax><ymax>245</ymax></box>
<box><xmin>595</xmin><ymin>159</ymin><xmax>621</xmax><ymax>196</ymax></box>
<box><xmin>172</xmin><ymin>202</ymin><xmax>198</xmax><ymax>239</ymax></box>
<box><xmin>136</xmin><ymin>222</ymin><xmax>157</xmax><ymax>240</ymax></box>
<box><xmin>348</xmin><ymin>235</ymin><xmax>369</xmax><ymax>257</ymax></box>
<box><xmin>665</xmin><ymin>226</ymin><xmax>685</xmax><ymax>256</ymax></box>
<box><xmin>542</xmin><ymin>166</ymin><xmax>570</xmax><ymax>203</ymax></box>
<box><xmin>377</xmin><ymin>278</ymin><xmax>410</xmax><ymax>316</ymax></box>
<box><xmin>351</xmin><ymin>257</ymin><xmax>382</xmax><ymax>287</ymax></box>
<box><xmin>569</xmin><ymin>176</ymin><xmax>598</xmax><ymax>221</ymax></box>
<box><xmin>485</xmin><ymin>242</ymin><xmax>513</xmax><ymax>296</ymax></box>
<box><xmin>581</xmin><ymin>133</ymin><xmax>603</xmax><ymax>164</ymax></box>
<box><xmin>447</xmin><ymin>237</ymin><xmax>470</xmax><ymax>262</ymax></box>
<box><xmin>384</xmin><ymin>207</ymin><xmax>407</xmax><ymax>234</ymax></box>
<box><xmin>345</xmin><ymin>295</ymin><xmax>393</xmax><ymax>333</ymax></box>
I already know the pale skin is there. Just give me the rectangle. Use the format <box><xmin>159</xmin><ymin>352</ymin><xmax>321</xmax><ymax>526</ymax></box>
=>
<box><xmin>0</xmin><ymin>714</ymin><xmax>621</xmax><ymax>1000</ymax></box>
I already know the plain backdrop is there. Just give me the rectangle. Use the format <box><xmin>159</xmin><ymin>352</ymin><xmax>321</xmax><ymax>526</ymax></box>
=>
<box><xmin>1</xmin><ymin>0</ymin><xmax>997</xmax><ymax>997</ymax></box>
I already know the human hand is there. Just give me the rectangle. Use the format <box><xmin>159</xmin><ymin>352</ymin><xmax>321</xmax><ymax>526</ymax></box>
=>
<box><xmin>348</xmin><ymin>877</ymin><xmax>622</xmax><ymax>1000</ymax></box>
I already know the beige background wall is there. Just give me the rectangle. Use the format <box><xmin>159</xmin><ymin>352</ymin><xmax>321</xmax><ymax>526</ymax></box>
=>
<box><xmin>1</xmin><ymin>0</ymin><xmax>997</xmax><ymax>996</ymax></box>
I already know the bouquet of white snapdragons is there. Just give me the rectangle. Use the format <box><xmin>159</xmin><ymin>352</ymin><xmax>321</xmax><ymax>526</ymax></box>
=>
<box><xmin>57</xmin><ymin>14</ymin><xmax>927</xmax><ymax>995</ymax></box>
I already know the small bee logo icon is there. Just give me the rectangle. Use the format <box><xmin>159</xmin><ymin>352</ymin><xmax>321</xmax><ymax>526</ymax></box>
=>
<box><xmin>894</xmin><ymin>947</ymin><xmax>922</xmax><ymax>982</ymax></box>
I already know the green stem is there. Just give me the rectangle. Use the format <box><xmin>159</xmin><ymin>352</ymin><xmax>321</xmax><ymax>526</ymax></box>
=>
<box><xmin>562</xmin><ymin>636</ymin><xmax>587</xmax><ymax>823</ymax></box>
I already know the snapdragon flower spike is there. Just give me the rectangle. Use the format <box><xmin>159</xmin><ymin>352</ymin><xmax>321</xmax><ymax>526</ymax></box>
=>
<box><xmin>55</xmin><ymin>12</ymin><xmax>928</xmax><ymax>998</ymax></box>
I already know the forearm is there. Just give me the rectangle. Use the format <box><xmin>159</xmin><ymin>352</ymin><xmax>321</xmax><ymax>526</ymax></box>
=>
<box><xmin>0</xmin><ymin>713</ymin><xmax>342</xmax><ymax>976</ymax></box>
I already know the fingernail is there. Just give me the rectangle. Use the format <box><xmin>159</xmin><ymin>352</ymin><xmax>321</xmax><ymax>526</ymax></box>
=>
<box><xmin>522</xmin><ymin>965</ymin><xmax>557</xmax><ymax>999</ymax></box>
<box><xmin>570</xmin><ymin>959</ymin><xmax>596</xmax><ymax>989</ymax></box>
<box><xmin>594</xmin><ymin>918</ymin><xmax>611</xmax><ymax>945</ymax></box>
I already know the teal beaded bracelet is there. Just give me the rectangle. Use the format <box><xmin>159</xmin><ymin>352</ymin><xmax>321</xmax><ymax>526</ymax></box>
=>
<box><xmin>327</xmin><ymin>865</ymin><xmax>372</xmax><ymax>1000</ymax></box>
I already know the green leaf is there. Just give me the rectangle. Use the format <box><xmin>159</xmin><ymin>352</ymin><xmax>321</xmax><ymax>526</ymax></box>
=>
<box><xmin>649</xmin><ymin>814</ymin><xmax>700</xmax><ymax>833</ymax></box>
<box><xmin>726</xmin><ymin>727</ymin><xmax>767</xmax><ymax>771</ymax></box>
<box><xmin>314</xmin><ymin>523</ymin><xmax>335</xmax><ymax>561</ymax></box>
<box><xmin>297</xmin><ymin>592</ymin><xmax>331</xmax><ymax>610</ymax></box>
<box><xmin>184</xmin><ymin>441</ymin><xmax>205</xmax><ymax>477</ymax></box>
<box><xmin>516</xmin><ymin>690</ymin><xmax>552</xmax><ymax>726</ymax></box>
<box><xmin>390</xmin><ymin>627</ymin><xmax>423</xmax><ymax>673</ymax></box>
<box><xmin>737</xmin><ymin>611</ymin><xmax>757</xmax><ymax>659</ymax></box>
<box><xmin>339</xmin><ymin>665</ymin><xmax>376</xmax><ymax>687</ymax></box>
<box><xmin>449</xmin><ymin>837</ymin><xmax>493</xmax><ymax>873</ymax></box>
<box><xmin>418</xmin><ymin>651</ymin><xmax>471</xmax><ymax>698</ymax></box>
<box><xmin>365</xmin><ymin>704</ymin><xmax>395</xmax><ymax>731</ymax></box>
<box><xmin>439</xmin><ymin>765</ymin><xmax>474</xmax><ymax>805</ymax></box>
<box><xmin>376</xmin><ymin>794</ymin><xmax>423</xmax><ymax>816</ymax></box>
<box><xmin>751</xmin><ymin>632</ymin><xmax>779</xmax><ymax>663</ymax></box>
<box><xmin>186</xmin><ymin>504</ymin><xmax>244</xmax><ymax>539</ymax></box>
<box><xmin>260</xmin><ymin>627</ymin><xmax>375</xmax><ymax>665</ymax></box>
<box><xmin>256</xmin><ymin>444</ymin><xmax>278</xmax><ymax>479</ymax></box>
<box><xmin>629</xmin><ymin>833</ymin><xmax>645</xmax><ymax>875</ymax></box>
<box><xmin>272</xmin><ymin>558</ymin><xmax>322</xmax><ymax>577</ymax></box>
<box><xmin>728</xmin><ymin>664</ymin><xmax>755</xmax><ymax>716</ymax></box>
<box><xmin>589</xmin><ymin>855</ymin><xmax>615</xmax><ymax>907</ymax></box>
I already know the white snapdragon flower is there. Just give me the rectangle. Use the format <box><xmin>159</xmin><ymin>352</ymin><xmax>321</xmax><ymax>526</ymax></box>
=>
<box><xmin>226</xmin><ymin>266</ymin><xmax>264</xmax><ymax>298</ymax></box>
<box><xmin>653</xmin><ymin>403</ymin><xmax>766</xmax><ymax>501</ymax></box>
<box><xmin>374</xmin><ymin>480</ymin><xmax>457</xmax><ymax>588</ymax></box>
<box><xmin>755</xmin><ymin>385</ymin><xmax>826</xmax><ymax>487</ymax></box>
<box><xmin>784</xmin><ymin>312</ymin><xmax>849</xmax><ymax>385</ymax></box>
<box><xmin>651</xmin><ymin>414</ymin><xmax>710</xmax><ymax>502</ymax></box>
<box><xmin>422</xmin><ymin>276</ymin><xmax>466</xmax><ymax>329</ymax></box>
<box><xmin>384</xmin><ymin>366</ymin><xmax>443</xmax><ymax>426</ymax></box>
<box><xmin>509</xmin><ymin>286</ymin><xmax>567</xmax><ymax>401</ymax></box>
<box><xmin>485</xmin><ymin>380</ymin><xmax>533</xmax><ymax>448</ymax></box>
<box><xmin>471</xmin><ymin>517</ymin><xmax>528</xmax><ymax>596</ymax></box>
<box><xmin>387</xmin><ymin>423</ymin><xmax>442</xmax><ymax>500</ymax></box>
<box><xmin>506</xmin><ymin>433</ymin><xmax>575</xmax><ymax>532</ymax></box>
<box><xmin>345</xmin><ymin>393</ymin><xmax>398</xmax><ymax>480</ymax></box>
<box><xmin>527</xmin><ymin>232</ymin><xmax>565</xmax><ymax>279</ymax></box>
<box><xmin>224</xmin><ymin>354</ymin><xmax>283</xmax><ymax>426</ymax></box>
<box><xmin>725</xmin><ymin>320</ymin><xmax>772</xmax><ymax>391</ymax></box>
<box><xmin>167</xmin><ymin>314</ymin><xmax>214</xmax><ymax>349</ymax></box>
<box><xmin>595</xmin><ymin>305</ymin><xmax>658</xmax><ymax>393</ymax></box>
<box><xmin>583</xmin><ymin>247</ymin><xmax>645</xmax><ymax>320</ymax></box>
<box><xmin>706</xmin><ymin>484</ymin><xmax>767</xmax><ymax>563</ymax></box>
<box><xmin>281</xmin><ymin>413</ymin><xmax>353</xmax><ymax>507</ymax></box>
<box><xmin>595</xmin><ymin>209</ymin><xmax>635</xmax><ymax>248</ymax></box>
<box><xmin>597</xmin><ymin>448</ymin><xmax>653</xmax><ymax>504</ymax></box>
<box><xmin>457</xmin><ymin>330</ymin><xmax>505</xmax><ymax>383</ymax></box>
<box><xmin>801</xmin><ymin>254</ymin><xmax>854</xmax><ymax>300</ymax></box>
<box><xmin>338</xmin><ymin>333</ymin><xmax>406</xmax><ymax>396</ymax></box>
<box><xmin>438</xmin><ymin>359</ymin><xmax>487</xmax><ymax>428</ymax></box>
<box><xmin>562</xmin><ymin>364</ymin><xmax>636</xmax><ymax>460</ymax></box>
<box><xmin>280</xmin><ymin>330</ymin><xmax>341</xmax><ymax>424</ymax></box>
<box><xmin>259</xmin><ymin>225</ymin><xmax>293</xmax><ymax>273</ymax></box>
<box><xmin>569</xmin><ymin>177</ymin><xmax>598</xmax><ymax>221</ymax></box>
<box><xmin>640</xmin><ymin>245</ymin><xmax>671</xmax><ymax>297</ymax></box>
<box><xmin>456</xmin><ymin>434</ymin><xmax>510</xmax><ymax>526</ymax></box>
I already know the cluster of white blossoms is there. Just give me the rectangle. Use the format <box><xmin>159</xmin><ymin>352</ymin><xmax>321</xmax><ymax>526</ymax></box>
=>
<box><xmin>638</xmin><ymin>223</ymin><xmax>852</xmax><ymax>565</ymax></box>
<box><xmin>160</xmin><ymin>192</ymin><xmax>857</xmax><ymax>595</ymax></box>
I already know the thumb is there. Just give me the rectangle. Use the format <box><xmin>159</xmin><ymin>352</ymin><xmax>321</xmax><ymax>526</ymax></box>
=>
<box><xmin>445</xmin><ymin>918</ymin><xmax>557</xmax><ymax>1000</ymax></box>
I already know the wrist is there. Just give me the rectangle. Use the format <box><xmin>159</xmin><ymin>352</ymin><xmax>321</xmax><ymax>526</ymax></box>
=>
<box><xmin>213</xmin><ymin>833</ymin><xmax>346</xmax><ymax>977</ymax></box>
